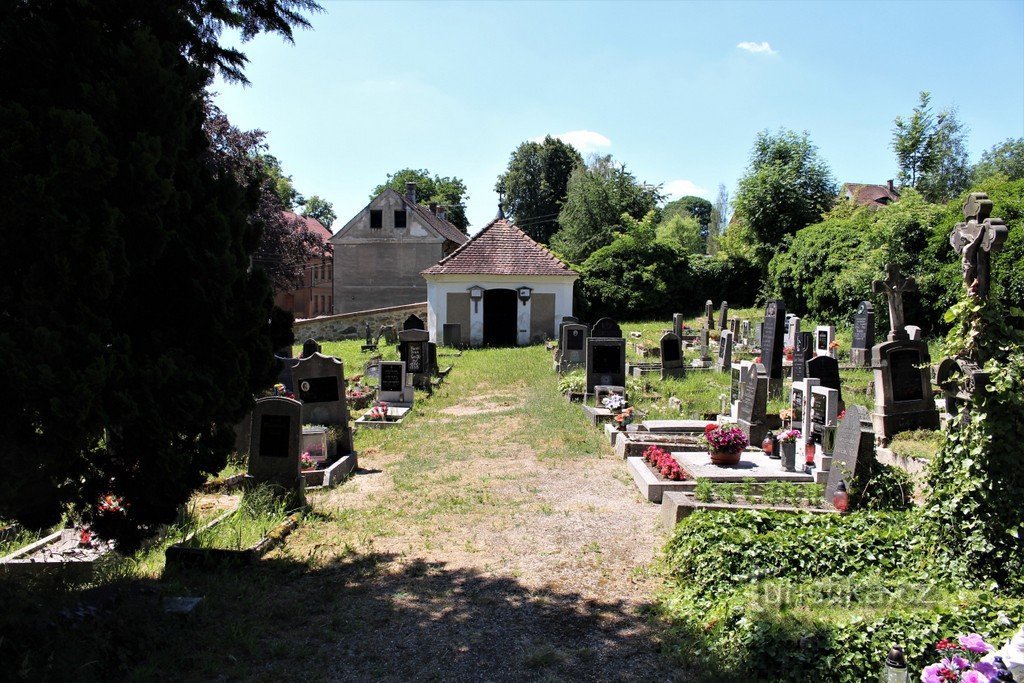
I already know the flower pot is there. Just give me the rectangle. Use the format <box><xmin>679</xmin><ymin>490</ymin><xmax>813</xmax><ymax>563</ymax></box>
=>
<box><xmin>780</xmin><ymin>441</ymin><xmax>797</xmax><ymax>471</ymax></box>
<box><xmin>709</xmin><ymin>449</ymin><xmax>742</xmax><ymax>466</ymax></box>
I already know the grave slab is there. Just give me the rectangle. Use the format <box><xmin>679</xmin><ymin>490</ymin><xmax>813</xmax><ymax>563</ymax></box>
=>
<box><xmin>627</xmin><ymin>457</ymin><xmax>693</xmax><ymax>503</ymax></box>
<box><xmin>661</xmin><ymin>491</ymin><xmax>835</xmax><ymax>531</ymax></box>
<box><xmin>672</xmin><ymin>450</ymin><xmax>814</xmax><ymax>482</ymax></box>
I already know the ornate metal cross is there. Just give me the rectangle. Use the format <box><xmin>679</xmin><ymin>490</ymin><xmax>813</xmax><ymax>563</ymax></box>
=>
<box><xmin>949</xmin><ymin>192</ymin><xmax>1008</xmax><ymax>299</ymax></box>
<box><xmin>872</xmin><ymin>264</ymin><xmax>917</xmax><ymax>340</ymax></box>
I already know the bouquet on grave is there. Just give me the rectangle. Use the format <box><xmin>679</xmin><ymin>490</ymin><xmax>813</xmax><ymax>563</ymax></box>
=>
<box><xmin>369</xmin><ymin>401</ymin><xmax>389</xmax><ymax>421</ymax></box>
<box><xmin>778</xmin><ymin>428</ymin><xmax>801</xmax><ymax>444</ymax></box>
<box><xmin>701</xmin><ymin>423</ymin><xmax>749</xmax><ymax>456</ymax></box>
<box><xmin>614</xmin><ymin>407</ymin><xmax>635</xmax><ymax>430</ymax></box>
<box><xmin>602</xmin><ymin>394</ymin><xmax>628</xmax><ymax>412</ymax></box>
<box><xmin>300</xmin><ymin>452</ymin><xmax>317</xmax><ymax>470</ymax></box>
<box><xmin>643</xmin><ymin>445</ymin><xmax>686</xmax><ymax>480</ymax></box>
<box><xmin>920</xmin><ymin>633</ymin><xmax>1008</xmax><ymax>682</ymax></box>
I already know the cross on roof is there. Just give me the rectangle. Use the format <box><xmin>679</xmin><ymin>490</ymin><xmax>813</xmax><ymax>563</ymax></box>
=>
<box><xmin>950</xmin><ymin>192</ymin><xmax>1008</xmax><ymax>299</ymax></box>
<box><xmin>872</xmin><ymin>264</ymin><xmax>917</xmax><ymax>341</ymax></box>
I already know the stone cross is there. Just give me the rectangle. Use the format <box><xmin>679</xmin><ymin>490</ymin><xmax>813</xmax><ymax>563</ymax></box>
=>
<box><xmin>949</xmin><ymin>192</ymin><xmax>1008</xmax><ymax>299</ymax></box>
<box><xmin>872</xmin><ymin>264</ymin><xmax>916</xmax><ymax>341</ymax></box>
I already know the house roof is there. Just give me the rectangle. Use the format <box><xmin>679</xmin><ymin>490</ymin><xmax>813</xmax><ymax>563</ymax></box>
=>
<box><xmin>397</xmin><ymin>193</ymin><xmax>469</xmax><ymax>246</ymax></box>
<box><xmin>422</xmin><ymin>218</ymin><xmax>577</xmax><ymax>277</ymax></box>
<box><xmin>283</xmin><ymin>211</ymin><xmax>332</xmax><ymax>241</ymax></box>
<box><xmin>841</xmin><ymin>183</ymin><xmax>900</xmax><ymax>208</ymax></box>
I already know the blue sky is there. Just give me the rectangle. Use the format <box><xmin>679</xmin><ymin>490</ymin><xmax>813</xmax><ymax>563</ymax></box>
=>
<box><xmin>213</xmin><ymin>0</ymin><xmax>1024</xmax><ymax>234</ymax></box>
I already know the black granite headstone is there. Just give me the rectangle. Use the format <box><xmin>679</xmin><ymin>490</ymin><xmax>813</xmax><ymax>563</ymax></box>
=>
<box><xmin>301</xmin><ymin>338</ymin><xmax>322</xmax><ymax>359</ymax></box>
<box><xmin>761</xmin><ymin>300</ymin><xmax>786</xmax><ymax>380</ymax></box>
<box><xmin>890</xmin><ymin>349</ymin><xmax>925</xmax><ymax>402</ymax></box>
<box><xmin>806</xmin><ymin>354</ymin><xmax>842</xmax><ymax>401</ymax></box>
<box><xmin>591</xmin><ymin>317</ymin><xmax>622</xmax><ymax>339</ymax></box>
<box><xmin>403</xmin><ymin>314</ymin><xmax>425</xmax><ymax>331</ymax></box>
<box><xmin>852</xmin><ymin>301</ymin><xmax>875</xmax><ymax>350</ymax></box>
<box><xmin>661</xmin><ymin>334</ymin><xmax>682</xmax><ymax>364</ymax></box>
<box><xmin>792</xmin><ymin>332</ymin><xmax>813</xmax><ymax>383</ymax></box>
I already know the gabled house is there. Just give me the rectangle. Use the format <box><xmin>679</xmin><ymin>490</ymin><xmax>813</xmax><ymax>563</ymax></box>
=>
<box><xmin>422</xmin><ymin>210</ymin><xmax>577</xmax><ymax>347</ymax></box>
<box><xmin>274</xmin><ymin>211</ymin><xmax>334</xmax><ymax>319</ymax></box>
<box><xmin>330</xmin><ymin>183</ymin><xmax>468</xmax><ymax>314</ymax></box>
<box><xmin>840</xmin><ymin>180</ymin><xmax>900</xmax><ymax>208</ymax></box>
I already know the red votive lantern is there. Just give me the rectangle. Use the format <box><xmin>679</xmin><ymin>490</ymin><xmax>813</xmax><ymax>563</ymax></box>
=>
<box><xmin>833</xmin><ymin>481</ymin><xmax>850</xmax><ymax>512</ymax></box>
<box><xmin>805</xmin><ymin>441</ymin><xmax>816</xmax><ymax>466</ymax></box>
<box><xmin>761</xmin><ymin>431</ymin><xmax>775</xmax><ymax>455</ymax></box>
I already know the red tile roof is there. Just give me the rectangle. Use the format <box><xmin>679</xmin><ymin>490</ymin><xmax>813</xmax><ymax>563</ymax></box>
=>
<box><xmin>283</xmin><ymin>211</ymin><xmax>333</xmax><ymax>241</ymax></box>
<box><xmin>422</xmin><ymin>218</ymin><xmax>577</xmax><ymax>277</ymax></box>
<box><xmin>841</xmin><ymin>183</ymin><xmax>900</xmax><ymax>208</ymax></box>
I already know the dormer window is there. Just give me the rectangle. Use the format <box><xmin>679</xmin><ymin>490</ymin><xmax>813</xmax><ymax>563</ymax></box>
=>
<box><xmin>394</xmin><ymin>210</ymin><xmax>407</xmax><ymax>229</ymax></box>
<box><xmin>370</xmin><ymin>209</ymin><xmax>382</xmax><ymax>229</ymax></box>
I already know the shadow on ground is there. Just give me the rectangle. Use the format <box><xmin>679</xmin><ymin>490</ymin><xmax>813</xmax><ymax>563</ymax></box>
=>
<box><xmin>2</xmin><ymin>550</ymin><xmax>686</xmax><ymax>682</ymax></box>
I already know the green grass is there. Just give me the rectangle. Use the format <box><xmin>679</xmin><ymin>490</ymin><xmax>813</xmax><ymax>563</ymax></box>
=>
<box><xmin>888</xmin><ymin>428</ymin><xmax>944</xmax><ymax>461</ymax></box>
<box><xmin>181</xmin><ymin>486</ymin><xmax>292</xmax><ymax>551</ymax></box>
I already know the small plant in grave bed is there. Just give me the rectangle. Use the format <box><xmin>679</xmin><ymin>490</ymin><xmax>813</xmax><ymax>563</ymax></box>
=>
<box><xmin>182</xmin><ymin>485</ymin><xmax>292</xmax><ymax>551</ymax></box>
<box><xmin>557</xmin><ymin>371</ymin><xmax>585</xmax><ymax>395</ymax></box>
<box><xmin>739</xmin><ymin>477</ymin><xmax>756</xmax><ymax>502</ymax></box>
<box><xmin>718</xmin><ymin>485</ymin><xmax>736</xmax><ymax>504</ymax></box>
<box><xmin>694</xmin><ymin>478</ymin><xmax>715</xmax><ymax>503</ymax></box>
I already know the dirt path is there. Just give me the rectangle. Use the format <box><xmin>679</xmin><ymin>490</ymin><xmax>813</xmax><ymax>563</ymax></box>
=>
<box><xmin>290</xmin><ymin>373</ymin><xmax>681</xmax><ymax>680</ymax></box>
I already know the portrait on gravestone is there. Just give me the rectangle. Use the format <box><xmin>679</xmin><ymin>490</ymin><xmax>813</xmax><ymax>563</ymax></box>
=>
<box><xmin>259</xmin><ymin>414</ymin><xmax>292</xmax><ymax>458</ymax></box>
<box><xmin>380</xmin><ymin>364</ymin><xmax>404</xmax><ymax>393</ymax></box>
<box><xmin>890</xmin><ymin>350</ymin><xmax>925</xmax><ymax>402</ymax></box>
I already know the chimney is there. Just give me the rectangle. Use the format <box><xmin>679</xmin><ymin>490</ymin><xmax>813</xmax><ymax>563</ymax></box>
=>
<box><xmin>429</xmin><ymin>202</ymin><xmax>438</xmax><ymax>215</ymax></box>
<box><xmin>406</xmin><ymin>182</ymin><xmax>417</xmax><ymax>203</ymax></box>
<box><xmin>887</xmin><ymin>179</ymin><xmax>895</xmax><ymax>194</ymax></box>
<box><xmin>437</xmin><ymin>207</ymin><xmax>446</xmax><ymax>222</ymax></box>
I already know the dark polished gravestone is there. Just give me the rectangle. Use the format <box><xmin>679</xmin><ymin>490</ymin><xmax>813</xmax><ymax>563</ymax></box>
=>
<box><xmin>850</xmin><ymin>301</ymin><xmax>875</xmax><ymax>367</ymax></box>
<box><xmin>660</xmin><ymin>332</ymin><xmax>685</xmax><ymax>380</ymax></box>
<box><xmin>805</xmin><ymin>354</ymin><xmax>843</xmax><ymax>406</ymax></box>
<box><xmin>403</xmin><ymin>314</ymin><xmax>426</xmax><ymax>331</ymax></box>
<box><xmin>737</xmin><ymin>362</ymin><xmax>769</xmax><ymax>448</ymax></box>
<box><xmin>791</xmin><ymin>332</ymin><xmax>813</xmax><ymax>384</ymax></box>
<box><xmin>585</xmin><ymin>337</ymin><xmax>626</xmax><ymax>394</ymax></box>
<box><xmin>558</xmin><ymin>323</ymin><xmax>589</xmax><ymax>373</ymax></box>
<box><xmin>717</xmin><ymin>301</ymin><xmax>728</xmax><ymax>331</ymax></box>
<box><xmin>300</xmin><ymin>338</ymin><xmax>322</xmax><ymax>359</ymax></box>
<box><xmin>399</xmin><ymin>328</ymin><xmax>431</xmax><ymax>375</ymax></box>
<box><xmin>248</xmin><ymin>396</ymin><xmax>303</xmax><ymax>490</ymax></box>
<box><xmin>590</xmin><ymin>317</ymin><xmax>622</xmax><ymax>339</ymax></box>
<box><xmin>292</xmin><ymin>352</ymin><xmax>354</xmax><ymax>455</ymax></box>
<box><xmin>705</xmin><ymin>300</ymin><xmax>714</xmax><ymax>330</ymax></box>
<box><xmin>825</xmin><ymin>404</ymin><xmax>874</xmax><ymax>504</ymax></box>
<box><xmin>761</xmin><ymin>300</ymin><xmax>787</xmax><ymax>388</ymax></box>
<box><xmin>870</xmin><ymin>265</ymin><xmax>939</xmax><ymax>441</ymax></box>
<box><xmin>442</xmin><ymin>323</ymin><xmax>462</xmax><ymax>348</ymax></box>
<box><xmin>672</xmin><ymin>313</ymin><xmax>686</xmax><ymax>340</ymax></box>
<box><xmin>378</xmin><ymin>360</ymin><xmax>413</xmax><ymax>405</ymax></box>
<box><xmin>714</xmin><ymin>330</ymin><xmax>733</xmax><ymax>372</ymax></box>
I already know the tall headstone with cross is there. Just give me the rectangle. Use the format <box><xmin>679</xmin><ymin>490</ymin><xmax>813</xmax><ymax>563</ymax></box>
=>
<box><xmin>870</xmin><ymin>264</ymin><xmax>939</xmax><ymax>441</ymax></box>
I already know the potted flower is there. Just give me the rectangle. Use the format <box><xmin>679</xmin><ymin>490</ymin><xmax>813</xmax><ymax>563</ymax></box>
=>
<box><xmin>701</xmin><ymin>423</ymin><xmax>749</xmax><ymax>466</ymax></box>
<box><xmin>614</xmin><ymin>406</ymin><xmax>635</xmax><ymax>431</ymax></box>
<box><xmin>642</xmin><ymin>445</ymin><xmax>687</xmax><ymax>480</ymax></box>
<box><xmin>300</xmin><ymin>452</ymin><xmax>317</xmax><ymax>471</ymax></box>
<box><xmin>783</xmin><ymin>345</ymin><xmax>794</xmax><ymax>361</ymax></box>
<box><xmin>777</xmin><ymin>428</ymin><xmax>800</xmax><ymax>471</ymax></box>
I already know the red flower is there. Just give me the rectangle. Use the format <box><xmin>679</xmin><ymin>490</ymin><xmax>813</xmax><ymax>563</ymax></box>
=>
<box><xmin>704</xmin><ymin>423</ymin><xmax>717</xmax><ymax>435</ymax></box>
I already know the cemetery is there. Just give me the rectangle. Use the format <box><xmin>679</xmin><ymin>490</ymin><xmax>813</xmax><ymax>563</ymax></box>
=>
<box><xmin>3</xmin><ymin>2</ymin><xmax>1024</xmax><ymax>680</ymax></box>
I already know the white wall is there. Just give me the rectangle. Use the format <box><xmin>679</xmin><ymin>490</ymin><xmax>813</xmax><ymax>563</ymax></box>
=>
<box><xmin>424</xmin><ymin>274</ymin><xmax>576</xmax><ymax>346</ymax></box>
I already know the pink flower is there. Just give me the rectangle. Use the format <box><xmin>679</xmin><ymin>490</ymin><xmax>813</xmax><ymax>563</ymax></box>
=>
<box><xmin>962</xmin><ymin>671</ymin><xmax>990</xmax><ymax>683</ymax></box>
<box><xmin>921</xmin><ymin>663</ymin><xmax>952</xmax><ymax>683</ymax></box>
<box><xmin>958</xmin><ymin>634</ymin><xmax>993</xmax><ymax>655</ymax></box>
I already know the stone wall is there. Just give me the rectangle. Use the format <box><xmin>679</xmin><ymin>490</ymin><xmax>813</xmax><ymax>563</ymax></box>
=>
<box><xmin>293</xmin><ymin>302</ymin><xmax>427</xmax><ymax>342</ymax></box>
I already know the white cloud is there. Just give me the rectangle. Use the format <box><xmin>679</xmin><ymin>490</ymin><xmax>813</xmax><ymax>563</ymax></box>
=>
<box><xmin>736</xmin><ymin>41</ymin><xmax>777</xmax><ymax>56</ymax></box>
<box><xmin>663</xmin><ymin>179</ymin><xmax>710</xmax><ymax>200</ymax></box>
<box><xmin>531</xmin><ymin>130</ymin><xmax>612</xmax><ymax>154</ymax></box>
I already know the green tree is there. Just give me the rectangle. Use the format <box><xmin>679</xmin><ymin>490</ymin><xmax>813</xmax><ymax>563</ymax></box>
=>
<box><xmin>892</xmin><ymin>91</ymin><xmax>971</xmax><ymax>202</ymax></box>
<box><xmin>302</xmin><ymin>194</ymin><xmax>336</xmax><ymax>229</ymax></box>
<box><xmin>656</xmin><ymin>213</ymin><xmax>703</xmax><ymax>254</ymax></box>
<box><xmin>372</xmin><ymin>168</ymin><xmax>469</xmax><ymax>233</ymax></box>
<box><xmin>259</xmin><ymin>153</ymin><xmax>303</xmax><ymax>209</ymax></box>
<box><xmin>706</xmin><ymin>183</ymin><xmax>729</xmax><ymax>256</ymax></box>
<box><xmin>663</xmin><ymin>195</ymin><xmax>713</xmax><ymax>236</ymax></box>
<box><xmin>495</xmin><ymin>135</ymin><xmax>582</xmax><ymax>244</ymax></box>
<box><xmin>733</xmin><ymin>129</ymin><xmax>837</xmax><ymax>264</ymax></box>
<box><xmin>0</xmin><ymin>0</ymin><xmax>318</xmax><ymax>543</ymax></box>
<box><xmin>549</xmin><ymin>155</ymin><xmax>662</xmax><ymax>263</ymax></box>
<box><xmin>973</xmin><ymin>137</ymin><xmax>1024</xmax><ymax>183</ymax></box>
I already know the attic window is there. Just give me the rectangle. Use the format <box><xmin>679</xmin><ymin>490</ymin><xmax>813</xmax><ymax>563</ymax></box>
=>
<box><xmin>369</xmin><ymin>209</ymin><xmax>382</xmax><ymax>229</ymax></box>
<box><xmin>394</xmin><ymin>210</ymin><xmax>407</xmax><ymax>229</ymax></box>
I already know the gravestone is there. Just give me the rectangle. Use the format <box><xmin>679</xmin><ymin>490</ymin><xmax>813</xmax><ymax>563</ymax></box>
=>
<box><xmin>792</xmin><ymin>377</ymin><xmax>820</xmax><ymax>463</ymax></box>
<box><xmin>378</xmin><ymin>361</ymin><xmax>413</xmax><ymax>405</ymax></box>
<box><xmin>442</xmin><ymin>323</ymin><xmax>462</xmax><ymax>348</ymax></box>
<box><xmin>825</xmin><ymin>405</ymin><xmax>873</xmax><ymax>503</ymax></box>
<box><xmin>300</xmin><ymin>338</ymin><xmax>322</xmax><ymax>359</ymax></box>
<box><xmin>292</xmin><ymin>352</ymin><xmax>354</xmax><ymax>455</ymax></box>
<box><xmin>717</xmin><ymin>301</ymin><xmax>728</xmax><ymax>330</ymax></box>
<box><xmin>591</xmin><ymin>317</ymin><xmax>622</xmax><ymax>339</ymax></box>
<box><xmin>761</xmin><ymin>300</ymin><xmax>787</xmax><ymax>389</ymax></box>
<box><xmin>904</xmin><ymin>325</ymin><xmax>921</xmax><ymax>341</ymax></box>
<box><xmin>805</xmin><ymin>354</ymin><xmax>843</xmax><ymax>404</ymax></box>
<box><xmin>729</xmin><ymin>318</ymin><xmax>740</xmax><ymax>339</ymax></box>
<box><xmin>705</xmin><ymin>300</ymin><xmax>714</xmax><ymax>330</ymax></box>
<box><xmin>399</xmin><ymin>328</ymin><xmax>430</xmax><ymax>376</ymax></box>
<box><xmin>870</xmin><ymin>264</ymin><xmax>939</xmax><ymax>440</ymax></box>
<box><xmin>660</xmin><ymin>332</ymin><xmax>685</xmax><ymax>379</ymax></box>
<box><xmin>792</xmin><ymin>332</ymin><xmax>813</xmax><ymax>384</ymax></box>
<box><xmin>787</xmin><ymin>316</ymin><xmax>801</xmax><ymax>351</ymax></box>
<box><xmin>814</xmin><ymin>325</ymin><xmax>836</xmax><ymax>358</ymax></box>
<box><xmin>558</xmin><ymin>323</ymin><xmax>589</xmax><ymax>373</ymax></box>
<box><xmin>949</xmin><ymin>192</ymin><xmax>1008</xmax><ymax>300</ymax></box>
<box><xmin>740</xmin><ymin>320</ymin><xmax>751</xmax><ymax>346</ymax></box>
<box><xmin>715</xmin><ymin>330</ymin><xmax>733</xmax><ymax>372</ymax></box>
<box><xmin>585</xmin><ymin>337</ymin><xmax>626</xmax><ymax>394</ymax></box>
<box><xmin>403</xmin><ymin>314</ymin><xmax>425</xmax><ymax>331</ymax></box>
<box><xmin>755</xmin><ymin>322</ymin><xmax>764</xmax><ymax>350</ymax></box>
<box><xmin>730</xmin><ymin>360</ymin><xmax>754</xmax><ymax>421</ymax></box>
<box><xmin>672</xmin><ymin>313</ymin><xmax>686</xmax><ymax>340</ymax></box>
<box><xmin>737</xmin><ymin>362</ymin><xmax>769</xmax><ymax>448</ymax></box>
<box><xmin>275</xmin><ymin>355</ymin><xmax>298</xmax><ymax>393</ymax></box>
<box><xmin>427</xmin><ymin>342</ymin><xmax>438</xmax><ymax>376</ymax></box>
<box><xmin>693</xmin><ymin>327</ymin><xmax>712</xmax><ymax>368</ymax></box>
<box><xmin>850</xmin><ymin>301</ymin><xmax>875</xmax><ymax>367</ymax></box>
<box><xmin>248</xmin><ymin>396</ymin><xmax>302</xmax><ymax>490</ymax></box>
<box><xmin>809</xmin><ymin>386</ymin><xmax>840</xmax><ymax>480</ymax></box>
